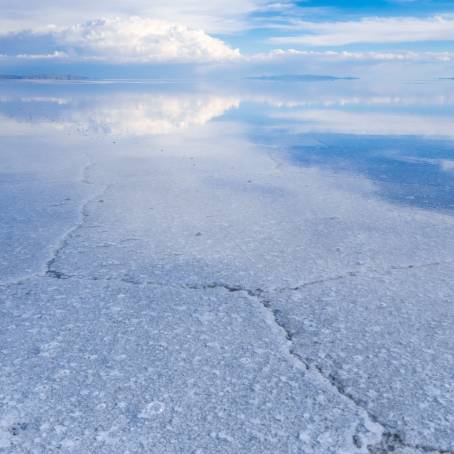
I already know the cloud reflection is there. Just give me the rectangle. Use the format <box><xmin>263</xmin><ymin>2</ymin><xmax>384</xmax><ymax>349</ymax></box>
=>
<box><xmin>0</xmin><ymin>79</ymin><xmax>453</xmax><ymax>215</ymax></box>
<box><xmin>0</xmin><ymin>89</ymin><xmax>240</xmax><ymax>136</ymax></box>
<box><xmin>272</xmin><ymin>109</ymin><xmax>454</xmax><ymax>138</ymax></box>
<box><xmin>2</xmin><ymin>79</ymin><xmax>454</xmax><ymax>139</ymax></box>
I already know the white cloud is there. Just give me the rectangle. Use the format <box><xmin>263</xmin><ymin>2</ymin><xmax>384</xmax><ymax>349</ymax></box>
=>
<box><xmin>16</xmin><ymin>51</ymin><xmax>68</xmax><ymax>60</ymax></box>
<box><xmin>0</xmin><ymin>17</ymin><xmax>241</xmax><ymax>63</ymax></box>
<box><xmin>271</xmin><ymin>15</ymin><xmax>454</xmax><ymax>46</ymax></box>
<box><xmin>0</xmin><ymin>0</ymin><xmax>269</xmax><ymax>34</ymax></box>
<box><xmin>2</xmin><ymin>15</ymin><xmax>454</xmax><ymax>74</ymax></box>
<box><xmin>250</xmin><ymin>49</ymin><xmax>454</xmax><ymax>62</ymax></box>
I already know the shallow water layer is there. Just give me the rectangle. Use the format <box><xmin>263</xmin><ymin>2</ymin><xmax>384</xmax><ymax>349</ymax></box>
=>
<box><xmin>1</xmin><ymin>78</ymin><xmax>454</xmax><ymax>213</ymax></box>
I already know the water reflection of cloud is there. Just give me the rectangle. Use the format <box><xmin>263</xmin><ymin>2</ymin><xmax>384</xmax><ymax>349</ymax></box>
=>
<box><xmin>0</xmin><ymin>96</ymin><xmax>69</xmax><ymax>104</ymax></box>
<box><xmin>2</xmin><ymin>79</ymin><xmax>454</xmax><ymax>138</ymax></box>
<box><xmin>1</xmin><ymin>80</ymin><xmax>453</xmax><ymax>216</ymax></box>
<box><xmin>272</xmin><ymin>110</ymin><xmax>454</xmax><ymax>138</ymax></box>
<box><xmin>252</xmin><ymin>95</ymin><xmax>454</xmax><ymax>108</ymax></box>
<box><xmin>71</xmin><ymin>95</ymin><xmax>240</xmax><ymax>135</ymax></box>
<box><xmin>0</xmin><ymin>92</ymin><xmax>240</xmax><ymax>136</ymax></box>
<box><xmin>440</xmin><ymin>160</ymin><xmax>454</xmax><ymax>172</ymax></box>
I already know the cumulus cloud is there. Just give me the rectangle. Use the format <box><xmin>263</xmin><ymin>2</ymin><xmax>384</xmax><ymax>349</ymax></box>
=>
<box><xmin>271</xmin><ymin>15</ymin><xmax>454</xmax><ymax>46</ymax></box>
<box><xmin>16</xmin><ymin>51</ymin><xmax>68</xmax><ymax>60</ymax></box>
<box><xmin>2</xmin><ymin>15</ymin><xmax>453</xmax><ymax>76</ymax></box>
<box><xmin>0</xmin><ymin>17</ymin><xmax>241</xmax><ymax>63</ymax></box>
<box><xmin>0</xmin><ymin>0</ymin><xmax>269</xmax><ymax>34</ymax></box>
<box><xmin>251</xmin><ymin>49</ymin><xmax>454</xmax><ymax>62</ymax></box>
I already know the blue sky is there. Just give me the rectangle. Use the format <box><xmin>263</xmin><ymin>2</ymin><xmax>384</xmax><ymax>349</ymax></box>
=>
<box><xmin>0</xmin><ymin>0</ymin><xmax>453</xmax><ymax>76</ymax></box>
<box><xmin>224</xmin><ymin>1</ymin><xmax>454</xmax><ymax>53</ymax></box>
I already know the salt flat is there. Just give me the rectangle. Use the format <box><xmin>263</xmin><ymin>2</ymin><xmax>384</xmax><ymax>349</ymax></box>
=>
<box><xmin>0</xmin><ymin>81</ymin><xmax>453</xmax><ymax>453</ymax></box>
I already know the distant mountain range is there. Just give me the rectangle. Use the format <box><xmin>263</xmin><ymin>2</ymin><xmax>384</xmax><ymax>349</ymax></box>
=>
<box><xmin>0</xmin><ymin>74</ymin><xmax>89</xmax><ymax>80</ymax></box>
<box><xmin>246</xmin><ymin>74</ymin><xmax>359</xmax><ymax>82</ymax></box>
<box><xmin>1</xmin><ymin>74</ymin><xmax>360</xmax><ymax>82</ymax></box>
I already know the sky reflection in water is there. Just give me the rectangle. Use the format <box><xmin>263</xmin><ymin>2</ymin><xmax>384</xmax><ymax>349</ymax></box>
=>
<box><xmin>1</xmin><ymin>78</ymin><xmax>453</xmax><ymax>213</ymax></box>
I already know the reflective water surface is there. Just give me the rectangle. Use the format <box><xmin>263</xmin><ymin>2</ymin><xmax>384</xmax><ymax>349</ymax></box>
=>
<box><xmin>1</xmin><ymin>78</ymin><xmax>454</xmax><ymax>212</ymax></box>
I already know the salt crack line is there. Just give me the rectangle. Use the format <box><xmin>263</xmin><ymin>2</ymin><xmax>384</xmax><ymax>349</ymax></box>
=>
<box><xmin>274</xmin><ymin>260</ymin><xmax>453</xmax><ymax>293</ymax></box>
<box><xmin>198</xmin><ymin>283</ymin><xmax>450</xmax><ymax>454</ymax></box>
<box><xmin>0</xmin><ymin>155</ymin><xmax>109</xmax><ymax>288</ymax></box>
<box><xmin>45</xmin><ymin>184</ymin><xmax>110</xmax><ymax>279</ymax></box>
<box><xmin>42</xmin><ymin>153</ymin><xmax>109</xmax><ymax>280</ymax></box>
<box><xmin>2</xmin><ymin>272</ymin><xmax>452</xmax><ymax>453</ymax></box>
<box><xmin>44</xmin><ymin>154</ymin><xmax>109</xmax><ymax>279</ymax></box>
<box><xmin>240</xmin><ymin>288</ymin><xmax>384</xmax><ymax>452</ymax></box>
